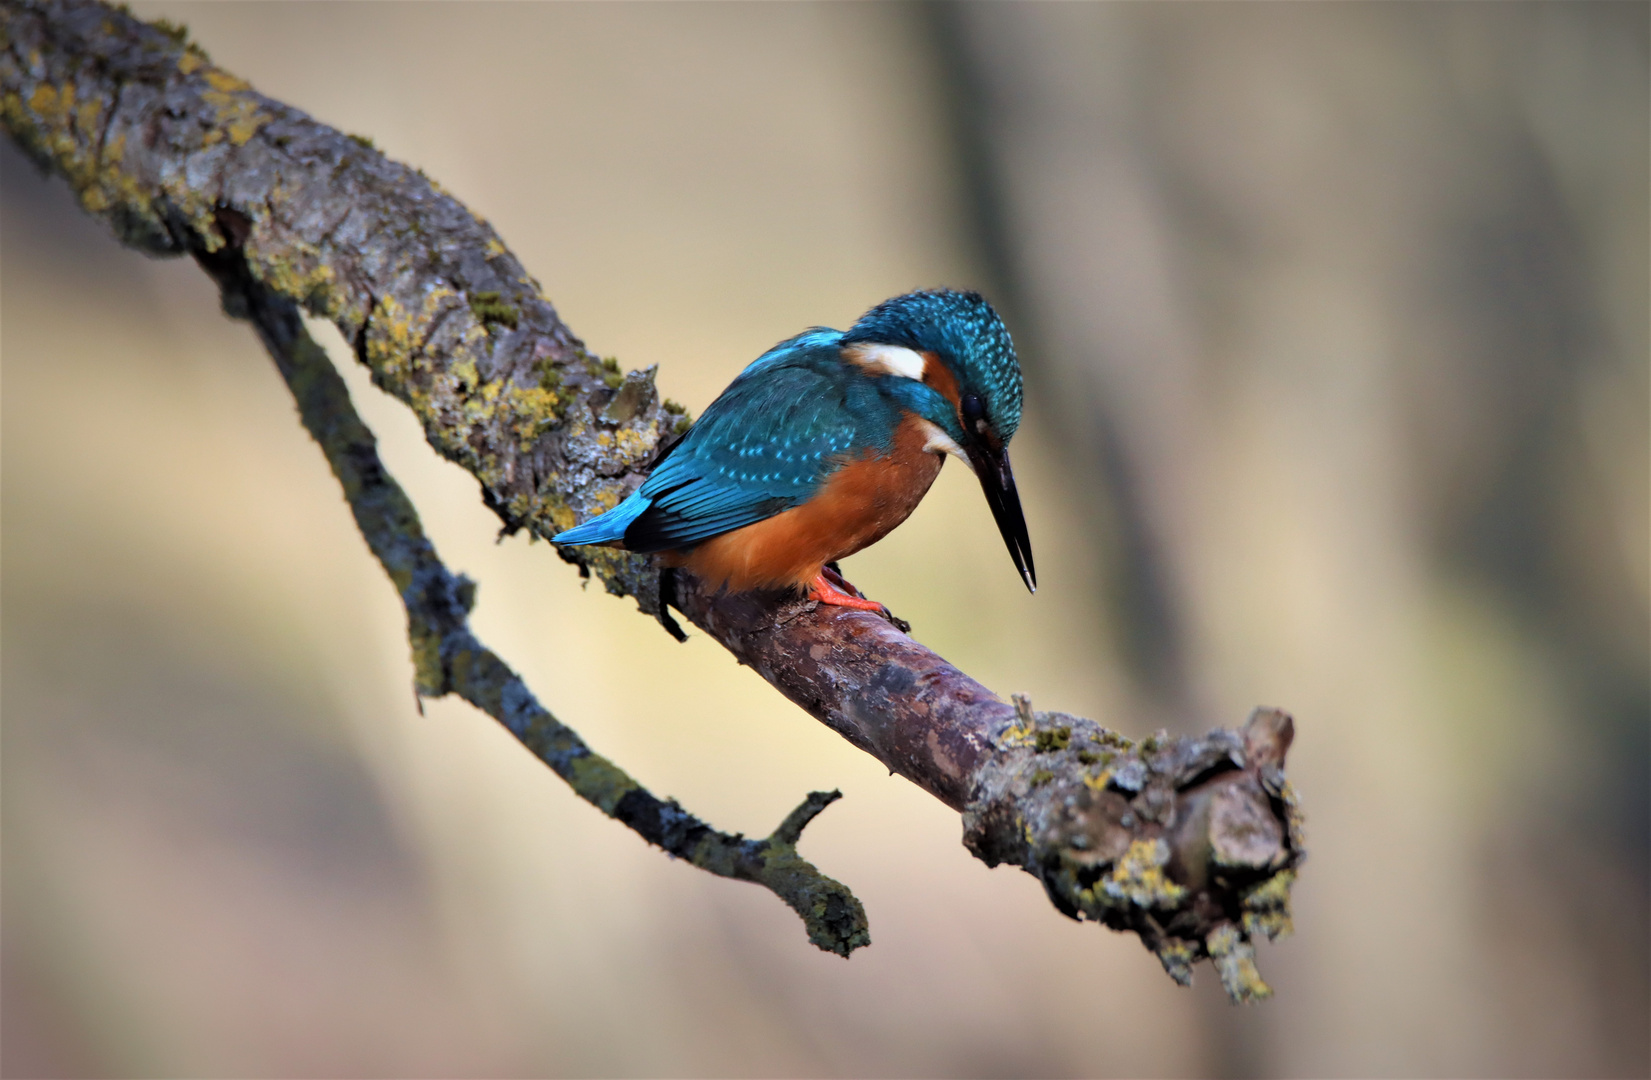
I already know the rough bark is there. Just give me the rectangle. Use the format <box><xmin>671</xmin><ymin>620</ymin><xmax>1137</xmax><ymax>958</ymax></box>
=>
<box><xmin>2</xmin><ymin>0</ymin><xmax>1304</xmax><ymax>1000</ymax></box>
<box><xmin>205</xmin><ymin>241</ymin><xmax>869</xmax><ymax>956</ymax></box>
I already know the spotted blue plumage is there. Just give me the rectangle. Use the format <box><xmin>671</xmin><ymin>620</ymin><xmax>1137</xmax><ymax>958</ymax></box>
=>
<box><xmin>553</xmin><ymin>328</ymin><xmax>954</xmax><ymax>553</ymax></box>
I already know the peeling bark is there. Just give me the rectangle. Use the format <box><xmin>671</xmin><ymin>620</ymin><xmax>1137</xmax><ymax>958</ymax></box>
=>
<box><xmin>2</xmin><ymin>0</ymin><xmax>1304</xmax><ymax>999</ymax></box>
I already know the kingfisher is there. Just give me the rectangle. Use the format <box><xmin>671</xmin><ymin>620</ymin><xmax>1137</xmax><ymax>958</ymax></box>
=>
<box><xmin>553</xmin><ymin>288</ymin><xmax>1035</xmax><ymax>612</ymax></box>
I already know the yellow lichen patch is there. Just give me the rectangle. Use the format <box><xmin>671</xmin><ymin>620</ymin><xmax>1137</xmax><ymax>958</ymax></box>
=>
<box><xmin>4</xmin><ymin>91</ymin><xmax>31</xmax><ymax>137</ymax></box>
<box><xmin>202</xmin><ymin>68</ymin><xmax>250</xmax><ymax>94</ymax></box>
<box><xmin>518</xmin><ymin>487</ymin><xmax>579</xmax><ymax>536</ymax></box>
<box><xmin>90</xmin><ymin>157</ymin><xmax>154</xmax><ymax>226</ymax></box>
<box><xmin>75</xmin><ymin>97</ymin><xmax>101</xmax><ymax>139</ymax></box>
<box><xmin>581</xmin><ymin>484</ymin><xmax>626</xmax><ymax>516</ymax></box>
<box><xmin>154</xmin><ymin>168</ymin><xmax>223</xmax><ymax>247</ymax></box>
<box><xmin>607</xmin><ymin>426</ymin><xmax>656</xmax><ymax>467</ymax></box>
<box><xmin>506</xmin><ymin>490</ymin><xmax>548</xmax><ymax>528</ymax></box>
<box><xmin>1240</xmin><ymin>868</ymin><xmax>1296</xmax><ymax>941</ymax></box>
<box><xmin>28</xmin><ymin>81</ymin><xmax>70</xmax><ymax>125</ymax></box>
<box><xmin>484</xmin><ymin>238</ymin><xmax>506</xmax><ymax>259</ymax></box>
<box><xmin>996</xmin><ymin>693</ymin><xmax>1045</xmax><ymax>748</ymax></box>
<box><xmin>226</xmin><ymin>110</ymin><xmax>269</xmax><ymax>146</ymax></box>
<box><xmin>1100</xmin><ymin>838</ymin><xmax>1187</xmax><ymax>908</ymax></box>
<box><xmin>1154</xmin><ymin>938</ymin><xmax>1197</xmax><ymax>987</ymax></box>
<box><xmin>1082</xmin><ymin>769</ymin><xmax>1112</xmax><ymax>791</ymax></box>
<box><xmin>998</xmin><ymin>715</ymin><xmax>1036</xmax><ymax>749</ymax></box>
<box><xmin>507</xmin><ymin>385</ymin><xmax>564</xmax><ymax>450</ymax></box>
<box><xmin>455</xmin><ymin>317</ymin><xmax>490</xmax><ymax>356</ymax></box>
<box><xmin>1206</xmin><ymin>924</ymin><xmax>1273</xmax><ymax>1003</ymax></box>
<box><xmin>248</xmin><ymin>241</ymin><xmax>341</xmax><ymax>316</ymax></box>
<box><xmin>363</xmin><ymin>294</ymin><xmax>424</xmax><ymax>381</ymax></box>
<box><xmin>6</xmin><ymin>80</ymin><xmax>171</xmax><ymax>245</ymax></box>
<box><xmin>457</xmin><ymin>375</ymin><xmax>508</xmax><ymax>431</ymax></box>
<box><xmin>20</xmin><ymin>83</ymin><xmax>87</xmax><ymax>185</ymax></box>
<box><xmin>397</xmin><ymin>285</ymin><xmax>459</xmax><ymax>357</ymax></box>
<box><xmin>419</xmin><ymin>284</ymin><xmax>457</xmax><ymax>321</ymax></box>
<box><xmin>201</xmin><ymin>83</ymin><xmax>270</xmax><ymax>146</ymax></box>
<box><xmin>408</xmin><ymin>624</ymin><xmax>445</xmax><ymax>695</ymax></box>
<box><xmin>177</xmin><ymin>50</ymin><xmax>206</xmax><ymax>75</ymax></box>
<box><xmin>450</xmin><ymin>355</ymin><xmax>480</xmax><ymax>393</ymax></box>
<box><xmin>1090</xmin><ymin>729</ymin><xmax>1136</xmax><ymax>753</ymax></box>
<box><xmin>565</xmin><ymin>753</ymin><xmax>639</xmax><ymax>815</ymax></box>
<box><xmin>545</xmin><ymin>500</ymin><xmax>578</xmax><ymax>532</ymax></box>
<box><xmin>360</xmin><ymin>291</ymin><xmax>508</xmax><ymax>448</ymax></box>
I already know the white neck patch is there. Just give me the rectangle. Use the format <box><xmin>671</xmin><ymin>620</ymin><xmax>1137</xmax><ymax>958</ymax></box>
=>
<box><xmin>913</xmin><ymin>418</ymin><xmax>972</xmax><ymax>471</ymax></box>
<box><xmin>844</xmin><ymin>342</ymin><xmax>927</xmax><ymax>381</ymax></box>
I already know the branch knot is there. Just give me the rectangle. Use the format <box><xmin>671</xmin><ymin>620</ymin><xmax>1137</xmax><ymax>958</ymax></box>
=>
<box><xmin>964</xmin><ymin>701</ymin><xmax>1304</xmax><ymax>1001</ymax></box>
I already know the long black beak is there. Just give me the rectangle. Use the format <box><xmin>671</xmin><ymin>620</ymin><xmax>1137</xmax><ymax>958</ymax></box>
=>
<box><xmin>969</xmin><ymin>443</ymin><xmax>1036</xmax><ymax>593</ymax></box>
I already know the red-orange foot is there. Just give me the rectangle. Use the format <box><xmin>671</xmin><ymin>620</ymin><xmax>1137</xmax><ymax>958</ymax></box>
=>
<box><xmin>806</xmin><ymin>571</ymin><xmax>886</xmax><ymax>612</ymax></box>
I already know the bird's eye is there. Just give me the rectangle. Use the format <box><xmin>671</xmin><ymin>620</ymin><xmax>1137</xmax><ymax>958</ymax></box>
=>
<box><xmin>961</xmin><ymin>394</ymin><xmax>988</xmax><ymax>434</ymax></box>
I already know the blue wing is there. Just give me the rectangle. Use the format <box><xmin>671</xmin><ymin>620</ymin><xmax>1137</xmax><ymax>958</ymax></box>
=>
<box><xmin>553</xmin><ymin>330</ymin><xmax>902</xmax><ymax>553</ymax></box>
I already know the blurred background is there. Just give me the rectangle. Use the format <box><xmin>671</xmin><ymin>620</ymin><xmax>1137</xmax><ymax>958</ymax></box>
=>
<box><xmin>3</xmin><ymin>3</ymin><xmax>1645</xmax><ymax>1076</ymax></box>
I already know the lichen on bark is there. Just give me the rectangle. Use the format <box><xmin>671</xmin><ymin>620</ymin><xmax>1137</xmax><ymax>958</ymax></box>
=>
<box><xmin>3</xmin><ymin>0</ymin><xmax>1304</xmax><ymax>999</ymax></box>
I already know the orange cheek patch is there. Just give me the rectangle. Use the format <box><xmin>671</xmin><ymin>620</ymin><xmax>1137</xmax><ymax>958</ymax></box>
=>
<box><xmin>921</xmin><ymin>351</ymin><xmax>962</xmax><ymax>408</ymax></box>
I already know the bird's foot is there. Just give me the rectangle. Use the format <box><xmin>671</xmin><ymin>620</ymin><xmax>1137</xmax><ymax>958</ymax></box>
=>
<box><xmin>820</xmin><ymin>562</ymin><xmax>860</xmax><ymax>596</ymax></box>
<box><xmin>806</xmin><ymin>571</ymin><xmax>886</xmax><ymax>613</ymax></box>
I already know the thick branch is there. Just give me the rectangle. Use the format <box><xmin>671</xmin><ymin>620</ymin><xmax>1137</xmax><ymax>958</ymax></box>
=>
<box><xmin>3</xmin><ymin>0</ymin><xmax>1304</xmax><ymax>1000</ymax></box>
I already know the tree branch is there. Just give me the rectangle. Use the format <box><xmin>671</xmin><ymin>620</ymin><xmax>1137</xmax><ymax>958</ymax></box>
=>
<box><xmin>2</xmin><ymin>0</ymin><xmax>1303</xmax><ymax>1000</ymax></box>
<box><xmin>197</xmin><ymin>241</ymin><xmax>868</xmax><ymax>955</ymax></box>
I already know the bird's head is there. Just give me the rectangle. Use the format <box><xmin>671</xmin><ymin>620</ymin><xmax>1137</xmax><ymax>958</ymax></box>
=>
<box><xmin>841</xmin><ymin>289</ymin><xmax>1036</xmax><ymax>592</ymax></box>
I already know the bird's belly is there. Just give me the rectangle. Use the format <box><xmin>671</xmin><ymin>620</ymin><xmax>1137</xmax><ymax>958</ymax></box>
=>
<box><xmin>675</xmin><ymin>415</ymin><xmax>944</xmax><ymax>593</ymax></box>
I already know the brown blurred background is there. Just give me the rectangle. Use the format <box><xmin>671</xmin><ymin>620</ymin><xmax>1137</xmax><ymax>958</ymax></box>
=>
<box><xmin>3</xmin><ymin>3</ymin><xmax>1645</xmax><ymax>1076</ymax></box>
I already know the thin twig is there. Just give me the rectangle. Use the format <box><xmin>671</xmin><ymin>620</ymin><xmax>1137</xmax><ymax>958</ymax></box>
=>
<box><xmin>198</xmin><ymin>243</ymin><xmax>869</xmax><ymax>955</ymax></box>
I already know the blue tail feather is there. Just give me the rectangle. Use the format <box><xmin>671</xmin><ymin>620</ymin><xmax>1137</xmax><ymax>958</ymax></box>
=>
<box><xmin>553</xmin><ymin>488</ymin><xmax>653</xmax><ymax>546</ymax></box>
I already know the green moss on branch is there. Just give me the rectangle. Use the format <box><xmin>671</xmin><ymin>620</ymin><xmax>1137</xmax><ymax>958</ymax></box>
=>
<box><xmin>203</xmin><ymin>253</ymin><xmax>868</xmax><ymax>956</ymax></box>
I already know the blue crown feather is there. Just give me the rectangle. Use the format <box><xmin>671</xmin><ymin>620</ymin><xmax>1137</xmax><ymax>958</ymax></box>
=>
<box><xmin>841</xmin><ymin>288</ymin><xmax>1023</xmax><ymax>440</ymax></box>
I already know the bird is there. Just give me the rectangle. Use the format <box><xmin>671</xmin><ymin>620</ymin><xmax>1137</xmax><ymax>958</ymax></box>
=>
<box><xmin>553</xmin><ymin>288</ymin><xmax>1034</xmax><ymax>613</ymax></box>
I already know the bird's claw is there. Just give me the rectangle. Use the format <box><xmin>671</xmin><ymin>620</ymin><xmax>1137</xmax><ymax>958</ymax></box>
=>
<box><xmin>806</xmin><ymin>569</ymin><xmax>911</xmax><ymax>632</ymax></box>
<box><xmin>807</xmin><ymin>571</ymin><xmax>886</xmax><ymax>613</ymax></box>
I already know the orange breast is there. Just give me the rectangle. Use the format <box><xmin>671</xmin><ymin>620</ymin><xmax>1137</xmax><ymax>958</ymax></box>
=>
<box><xmin>672</xmin><ymin>413</ymin><xmax>945</xmax><ymax>593</ymax></box>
